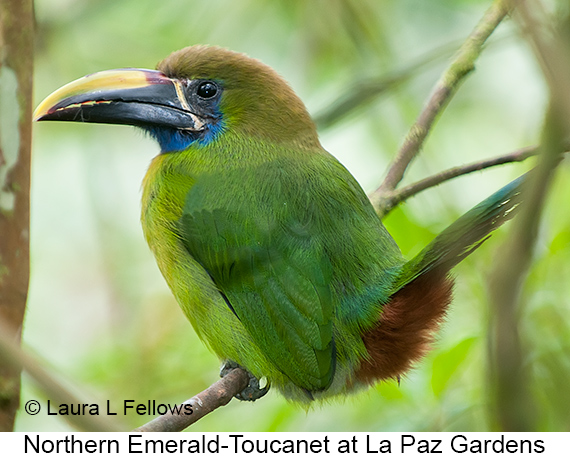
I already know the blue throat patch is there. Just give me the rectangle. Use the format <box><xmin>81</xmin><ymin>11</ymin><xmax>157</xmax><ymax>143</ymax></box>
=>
<box><xmin>146</xmin><ymin>118</ymin><xmax>225</xmax><ymax>153</ymax></box>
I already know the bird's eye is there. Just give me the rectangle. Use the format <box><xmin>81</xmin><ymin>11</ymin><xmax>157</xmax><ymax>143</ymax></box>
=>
<box><xmin>197</xmin><ymin>81</ymin><xmax>218</xmax><ymax>99</ymax></box>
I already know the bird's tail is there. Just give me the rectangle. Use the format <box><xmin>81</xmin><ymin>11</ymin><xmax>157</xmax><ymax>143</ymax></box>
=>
<box><xmin>355</xmin><ymin>172</ymin><xmax>527</xmax><ymax>385</ymax></box>
<box><xmin>390</xmin><ymin>172</ymin><xmax>527</xmax><ymax>293</ymax></box>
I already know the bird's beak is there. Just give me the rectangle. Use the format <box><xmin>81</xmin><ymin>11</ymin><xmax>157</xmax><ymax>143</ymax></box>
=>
<box><xmin>34</xmin><ymin>69</ymin><xmax>204</xmax><ymax>131</ymax></box>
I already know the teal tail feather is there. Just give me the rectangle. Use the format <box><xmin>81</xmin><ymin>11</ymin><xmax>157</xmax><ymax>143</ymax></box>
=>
<box><xmin>391</xmin><ymin>172</ymin><xmax>527</xmax><ymax>293</ymax></box>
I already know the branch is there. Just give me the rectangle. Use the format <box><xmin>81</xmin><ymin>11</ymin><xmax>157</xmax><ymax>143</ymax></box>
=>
<box><xmin>133</xmin><ymin>368</ymin><xmax>249</xmax><ymax>432</ymax></box>
<box><xmin>371</xmin><ymin>145</ymin><xmax>538</xmax><ymax>217</ymax></box>
<box><xmin>0</xmin><ymin>0</ymin><xmax>34</xmax><ymax>431</ymax></box>
<box><xmin>376</xmin><ymin>0</ymin><xmax>511</xmax><ymax>196</ymax></box>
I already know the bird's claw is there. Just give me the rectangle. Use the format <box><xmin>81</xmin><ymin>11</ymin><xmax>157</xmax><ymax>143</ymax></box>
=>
<box><xmin>220</xmin><ymin>361</ymin><xmax>270</xmax><ymax>402</ymax></box>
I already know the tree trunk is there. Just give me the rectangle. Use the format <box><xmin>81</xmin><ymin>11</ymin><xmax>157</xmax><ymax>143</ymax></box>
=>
<box><xmin>0</xmin><ymin>0</ymin><xmax>34</xmax><ymax>432</ymax></box>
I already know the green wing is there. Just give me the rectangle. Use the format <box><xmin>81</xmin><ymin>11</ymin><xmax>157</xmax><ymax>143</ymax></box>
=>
<box><xmin>180</xmin><ymin>206</ymin><xmax>335</xmax><ymax>391</ymax></box>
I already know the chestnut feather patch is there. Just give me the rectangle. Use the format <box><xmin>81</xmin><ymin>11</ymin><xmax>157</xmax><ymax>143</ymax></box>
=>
<box><xmin>355</xmin><ymin>271</ymin><xmax>454</xmax><ymax>384</ymax></box>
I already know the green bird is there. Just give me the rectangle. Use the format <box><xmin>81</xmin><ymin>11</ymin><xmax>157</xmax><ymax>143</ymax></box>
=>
<box><xmin>34</xmin><ymin>45</ymin><xmax>524</xmax><ymax>403</ymax></box>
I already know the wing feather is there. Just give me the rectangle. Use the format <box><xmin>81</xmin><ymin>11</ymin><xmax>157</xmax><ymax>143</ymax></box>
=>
<box><xmin>181</xmin><ymin>207</ymin><xmax>335</xmax><ymax>390</ymax></box>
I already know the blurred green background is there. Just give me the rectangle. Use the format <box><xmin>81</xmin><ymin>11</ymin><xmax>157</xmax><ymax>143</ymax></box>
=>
<box><xmin>20</xmin><ymin>0</ymin><xmax>569</xmax><ymax>431</ymax></box>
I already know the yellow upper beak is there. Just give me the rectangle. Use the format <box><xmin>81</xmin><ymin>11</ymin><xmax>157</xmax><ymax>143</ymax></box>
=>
<box><xmin>34</xmin><ymin>69</ymin><xmax>164</xmax><ymax>120</ymax></box>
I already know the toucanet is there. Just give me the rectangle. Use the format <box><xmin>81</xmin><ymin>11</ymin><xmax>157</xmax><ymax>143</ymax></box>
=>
<box><xmin>34</xmin><ymin>45</ymin><xmax>524</xmax><ymax>402</ymax></box>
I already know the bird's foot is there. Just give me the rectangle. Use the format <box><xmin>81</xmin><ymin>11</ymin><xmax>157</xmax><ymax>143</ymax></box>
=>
<box><xmin>220</xmin><ymin>361</ymin><xmax>270</xmax><ymax>402</ymax></box>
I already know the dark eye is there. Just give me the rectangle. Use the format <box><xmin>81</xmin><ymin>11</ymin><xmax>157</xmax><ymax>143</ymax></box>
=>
<box><xmin>197</xmin><ymin>81</ymin><xmax>218</xmax><ymax>99</ymax></box>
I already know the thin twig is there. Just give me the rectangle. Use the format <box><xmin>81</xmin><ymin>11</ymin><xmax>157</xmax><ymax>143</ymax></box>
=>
<box><xmin>371</xmin><ymin>145</ymin><xmax>538</xmax><ymax>217</ymax></box>
<box><xmin>376</xmin><ymin>0</ymin><xmax>511</xmax><ymax>196</ymax></box>
<box><xmin>0</xmin><ymin>319</ymin><xmax>123</xmax><ymax>432</ymax></box>
<box><xmin>133</xmin><ymin>368</ymin><xmax>250</xmax><ymax>432</ymax></box>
